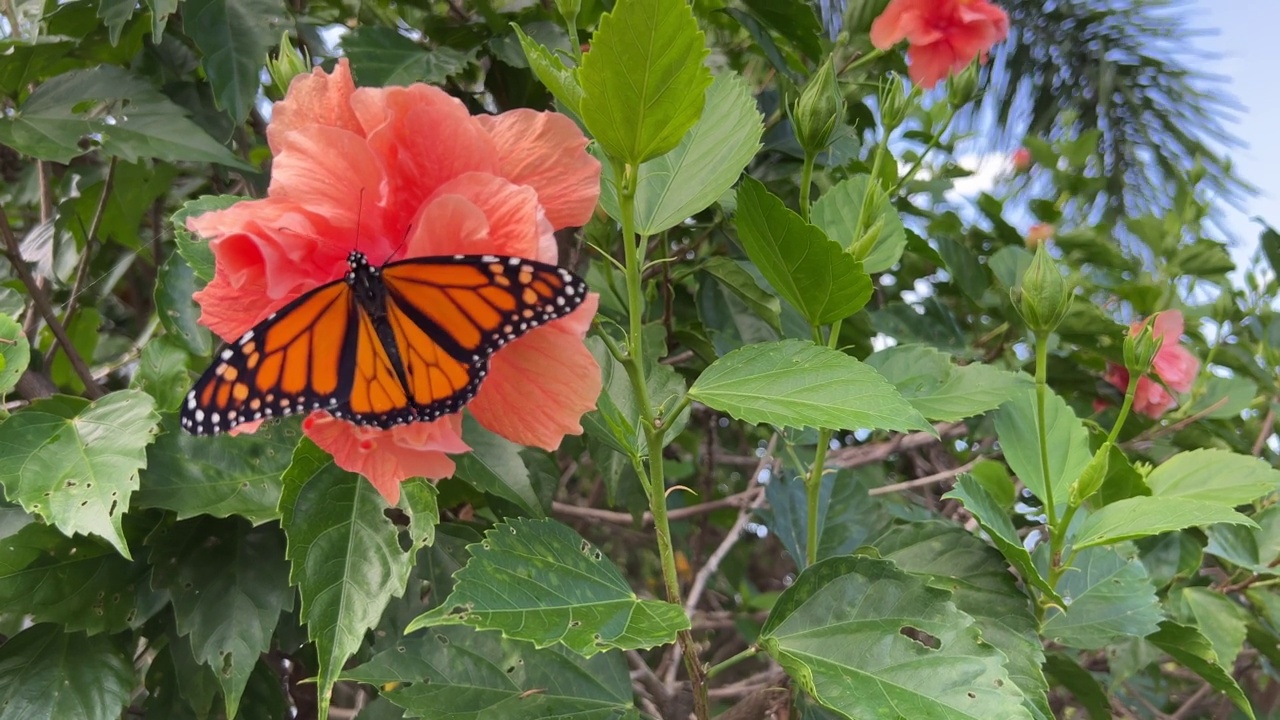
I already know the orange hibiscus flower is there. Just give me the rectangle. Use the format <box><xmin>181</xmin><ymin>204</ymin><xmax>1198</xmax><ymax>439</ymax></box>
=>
<box><xmin>870</xmin><ymin>0</ymin><xmax>1010</xmax><ymax>89</ymax></box>
<box><xmin>186</xmin><ymin>60</ymin><xmax>602</xmax><ymax>503</ymax></box>
<box><xmin>1103</xmin><ymin>310</ymin><xmax>1200</xmax><ymax>419</ymax></box>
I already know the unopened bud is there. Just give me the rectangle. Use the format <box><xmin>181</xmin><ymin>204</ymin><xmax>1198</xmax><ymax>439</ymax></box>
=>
<box><xmin>1026</xmin><ymin>223</ymin><xmax>1054</xmax><ymax>249</ymax></box>
<box><xmin>555</xmin><ymin>0</ymin><xmax>580</xmax><ymax>25</ymax></box>
<box><xmin>947</xmin><ymin>63</ymin><xmax>978</xmax><ymax>108</ymax></box>
<box><xmin>267</xmin><ymin>33</ymin><xmax>309</xmax><ymax>101</ymax></box>
<box><xmin>1124</xmin><ymin>317</ymin><xmax>1164</xmax><ymax>376</ymax></box>
<box><xmin>1013</xmin><ymin>246</ymin><xmax>1072</xmax><ymax>334</ymax></box>
<box><xmin>1068</xmin><ymin>442</ymin><xmax>1111</xmax><ymax>507</ymax></box>
<box><xmin>790</xmin><ymin>56</ymin><xmax>845</xmax><ymax>156</ymax></box>
<box><xmin>878</xmin><ymin>76</ymin><xmax>909</xmax><ymax>132</ymax></box>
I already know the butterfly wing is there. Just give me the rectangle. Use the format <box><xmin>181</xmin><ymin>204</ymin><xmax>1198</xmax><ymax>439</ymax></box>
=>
<box><xmin>180</xmin><ymin>279</ymin><xmax>357</xmax><ymax>434</ymax></box>
<box><xmin>337</xmin><ymin>254</ymin><xmax>586</xmax><ymax>424</ymax></box>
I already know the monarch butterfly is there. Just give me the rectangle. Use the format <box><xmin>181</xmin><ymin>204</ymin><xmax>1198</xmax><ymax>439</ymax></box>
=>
<box><xmin>179</xmin><ymin>251</ymin><xmax>587</xmax><ymax>435</ymax></box>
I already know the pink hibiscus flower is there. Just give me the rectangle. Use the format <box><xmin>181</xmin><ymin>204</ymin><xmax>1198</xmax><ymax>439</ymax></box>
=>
<box><xmin>1103</xmin><ymin>310</ymin><xmax>1200</xmax><ymax>419</ymax></box>
<box><xmin>186</xmin><ymin>59</ymin><xmax>602</xmax><ymax>503</ymax></box>
<box><xmin>870</xmin><ymin>0</ymin><xmax>1010</xmax><ymax>89</ymax></box>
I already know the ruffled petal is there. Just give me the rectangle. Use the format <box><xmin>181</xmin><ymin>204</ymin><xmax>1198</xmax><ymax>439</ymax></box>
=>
<box><xmin>302</xmin><ymin>412</ymin><xmax>470</xmax><ymax>505</ymax></box>
<box><xmin>410</xmin><ymin>173</ymin><xmax>545</xmax><ymax>260</ymax></box>
<box><xmin>871</xmin><ymin>0</ymin><xmax>930</xmax><ymax>48</ymax></box>
<box><xmin>1153</xmin><ymin>345</ymin><xmax>1199</xmax><ymax>393</ymax></box>
<box><xmin>475</xmin><ymin>110</ymin><xmax>601</xmax><ymax>229</ymax></box>
<box><xmin>907</xmin><ymin>42</ymin><xmax>958</xmax><ymax>89</ymax></box>
<box><xmin>469</xmin><ymin>295</ymin><xmax>601</xmax><ymax>450</ymax></box>
<box><xmin>268</xmin><ymin>58</ymin><xmax>362</xmax><ymax>142</ymax></box>
<box><xmin>405</xmin><ymin>194</ymin><xmax>492</xmax><ymax>259</ymax></box>
<box><xmin>1132</xmin><ymin>377</ymin><xmax>1176</xmax><ymax>419</ymax></box>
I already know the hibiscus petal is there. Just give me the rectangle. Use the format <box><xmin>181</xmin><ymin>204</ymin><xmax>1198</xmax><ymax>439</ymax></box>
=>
<box><xmin>906</xmin><ymin>41</ymin><xmax>958</xmax><ymax>89</ymax></box>
<box><xmin>475</xmin><ymin>110</ymin><xmax>601</xmax><ymax>230</ymax></box>
<box><xmin>1133</xmin><ymin>377</ymin><xmax>1176</xmax><ymax>419</ymax></box>
<box><xmin>269</xmin><ymin>126</ymin><xmax>393</xmax><ymax>246</ymax></box>
<box><xmin>303</xmin><ymin>412</ymin><xmax>469</xmax><ymax>505</ymax></box>
<box><xmin>1153</xmin><ymin>345</ymin><xmax>1199</xmax><ymax>393</ymax></box>
<box><xmin>415</xmin><ymin>173</ymin><xmax>545</xmax><ymax>260</ymax></box>
<box><xmin>870</xmin><ymin>0</ymin><xmax>929</xmax><ymax>48</ymax></box>
<box><xmin>268</xmin><ymin>58</ymin><xmax>362</xmax><ymax>142</ymax></box>
<box><xmin>469</xmin><ymin>295</ymin><xmax>601</xmax><ymax>450</ymax></box>
<box><xmin>406</xmin><ymin>194</ymin><xmax>492</xmax><ymax>259</ymax></box>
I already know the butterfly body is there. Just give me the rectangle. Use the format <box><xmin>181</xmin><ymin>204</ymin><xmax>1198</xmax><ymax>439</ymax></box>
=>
<box><xmin>180</xmin><ymin>251</ymin><xmax>586</xmax><ymax>436</ymax></box>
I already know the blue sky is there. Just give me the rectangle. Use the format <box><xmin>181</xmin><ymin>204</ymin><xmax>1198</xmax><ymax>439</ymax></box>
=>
<box><xmin>1192</xmin><ymin>0</ymin><xmax>1280</xmax><ymax>264</ymax></box>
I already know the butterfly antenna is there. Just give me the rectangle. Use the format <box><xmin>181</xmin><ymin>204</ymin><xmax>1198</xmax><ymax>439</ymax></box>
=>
<box><xmin>389</xmin><ymin>222</ymin><xmax>412</xmax><ymax>263</ymax></box>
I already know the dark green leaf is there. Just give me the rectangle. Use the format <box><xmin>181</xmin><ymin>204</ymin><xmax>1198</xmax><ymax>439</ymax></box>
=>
<box><xmin>183</xmin><ymin>0</ymin><xmax>286</xmax><ymax>124</ymax></box>
<box><xmin>156</xmin><ymin>251</ymin><xmax>213</xmax><ymax>357</ymax></box>
<box><xmin>148</xmin><ymin>517</ymin><xmax>293</xmax><ymax>717</ymax></box>
<box><xmin>1182</xmin><ymin>587</ymin><xmax>1247</xmax><ymax>669</ymax></box>
<box><xmin>513</xmin><ymin>25</ymin><xmax>582</xmax><ymax>115</ymax></box>
<box><xmin>735</xmin><ymin>177</ymin><xmax>872</xmax><ymax>325</ymax></box>
<box><xmin>346</xmin><ymin>626</ymin><xmax>640</xmax><ymax>719</ymax></box>
<box><xmin>943</xmin><ymin>476</ymin><xmax>1061</xmax><ymax>603</ymax></box>
<box><xmin>599</xmin><ymin>73</ymin><xmax>763</xmax><ymax>234</ymax></box>
<box><xmin>0</xmin><ymin>624</ymin><xmax>133</xmax><ymax>720</ymax></box>
<box><xmin>130</xmin><ymin>337</ymin><xmax>191</xmax><ymax>414</ymax></box>
<box><xmin>811</xmin><ymin>175</ymin><xmax>907</xmax><ymax>274</ymax></box>
<box><xmin>173</xmin><ymin>196</ymin><xmax>245</xmax><ymax>286</ymax></box>
<box><xmin>1205</xmin><ymin>505</ymin><xmax>1280</xmax><ymax>573</ymax></box>
<box><xmin>698</xmin><ymin>257</ymin><xmax>781</xmax><ymax>333</ymax></box>
<box><xmin>1041</xmin><ymin>545</ymin><xmax>1161</xmax><ymax>649</ymax></box>
<box><xmin>408</xmin><ymin>518</ymin><xmax>688</xmax><ymax>655</ymax></box>
<box><xmin>1146</xmin><ymin>621</ymin><xmax>1255</xmax><ymax>719</ymax></box>
<box><xmin>578</xmin><ymin>0</ymin><xmax>712</xmax><ymax>164</ymax></box>
<box><xmin>763</xmin><ymin>468</ymin><xmax>890</xmax><ymax>567</ymax></box>
<box><xmin>760</xmin><ymin>555</ymin><xmax>1032</xmax><ymax>719</ymax></box>
<box><xmin>279</xmin><ymin>439</ymin><xmax>422</xmax><ymax>713</ymax></box>
<box><xmin>97</xmin><ymin>0</ymin><xmax>138</xmax><ymax>45</ymax></box>
<box><xmin>0</xmin><ymin>390</ymin><xmax>159</xmax><ymax>558</ymax></box>
<box><xmin>1041</xmin><ymin>652</ymin><xmax>1109</xmax><ymax>720</ymax></box>
<box><xmin>453</xmin><ymin>414</ymin><xmax>542</xmax><ymax>517</ymax></box>
<box><xmin>741</xmin><ymin>0</ymin><xmax>823</xmax><ymax>60</ymax></box>
<box><xmin>1260</xmin><ymin>225</ymin><xmax>1280</xmax><ymax>277</ymax></box>
<box><xmin>874</xmin><ymin>522</ymin><xmax>1051</xmax><ymax>720</ymax></box>
<box><xmin>343</xmin><ymin>27</ymin><xmax>474</xmax><ymax>86</ymax></box>
<box><xmin>690</xmin><ymin>339</ymin><xmax>930</xmax><ymax>433</ymax></box>
<box><xmin>48</xmin><ymin>307</ymin><xmax>99</xmax><ymax>394</ymax></box>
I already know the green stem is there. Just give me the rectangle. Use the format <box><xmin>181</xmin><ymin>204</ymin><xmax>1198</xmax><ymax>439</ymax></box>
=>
<box><xmin>891</xmin><ymin>111</ymin><xmax>954</xmax><ymax>196</ymax></box>
<box><xmin>838</xmin><ymin>46</ymin><xmax>887</xmax><ymax>77</ymax></box>
<box><xmin>1034</xmin><ymin>332</ymin><xmax>1058</xmax><ymax>528</ymax></box>
<box><xmin>1107</xmin><ymin>372</ymin><xmax>1142</xmax><ymax>446</ymax></box>
<box><xmin>706</xmin><ymin>646</ymin><xmax>759</xmax><ymax>679</ymax></box>
<box><xmin>614</xmin><ymin>158</ymin><xmax>709</xmax><ymax>720</ymax></box>
<box><xmin>805</xmin><ymin>428</ymin><xmax>832</xmax><ymax>567</ymax></box>
<box><xmin>799</xmin><ymin>152</ymin><xmax>816</xmax><ymax>223</ymax></box>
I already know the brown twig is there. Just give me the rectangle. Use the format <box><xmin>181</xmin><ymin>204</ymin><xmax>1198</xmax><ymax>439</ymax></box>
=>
<box><xmin>1168</xmin><ymin>683</ymin><xmax>1214</xmax><ymax>720</ymax></box>
<box><xmin>868</xmin><ymin>456</ymin><xmax>984</xmax><ymax>496</ymax></box>
<box><xmin>57</xmin><ymin>157</ymin><xmax>117</xmax><ymax>353</ymax></box>
<box><xmin>1252</xmin><ymin>400</ymin><xmax>1276</xmax><ymax>456</ymax></box>
<box><xmin>0</xmin><ymin>208</ymin><xmax>103</xmax><ymax>398</ymax></box>
<box><xmin>552</xmin><ymin>487</ymin><xmax>763</xmax><ymax>526</ymax></box>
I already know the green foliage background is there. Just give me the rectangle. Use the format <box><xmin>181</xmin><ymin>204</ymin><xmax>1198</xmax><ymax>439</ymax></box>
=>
<box><xmin>0</xmin><ymin>0</ymin><xmax>1277</xmax><ymax>718</ymax></box>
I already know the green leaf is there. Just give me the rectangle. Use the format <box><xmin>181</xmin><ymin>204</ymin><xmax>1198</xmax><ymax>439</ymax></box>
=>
<box><xmin>1145</xmin><ymin>448</ymin><xmax>1280</xmax><ymax>506</ymax></box>
<box><xmin>0</xmin><ymin>66</ymin><xmax>252</xmax><ymax>169</ymax></box>
<box><xmin>578</xmin><ymin>0</ymin><xmax>712</xmax><ymax>165</ymax></box>
<box><xmin>0</xmin><ymin>314</ymin><xmax>29</xmax><ymax>397</ymax></box>
<box><xmin>1205</xmin><ymin>505</ymin><xmax>1280</xmax><ymax>573</ymax></box>
<box><xmin>130</xmin><ymin>337</ymin><xmax>191</xmax><ymax>414</ymax></box>
<box><xmin>995</xmin><ymin>387</ymin><xmax>1090</xmax><ymax>509</ymax></box>
<box><xmin>0</xmin><ymin>390</ymin><xmax>159</xmax><ymax>558</ymax></box>
<box><xmin>583</xmin><ymin>333</ymin><xmax>690</xmax><ymax>458</ymax></box>
<box><xmin>346</xmin><ymin>626</ymin><xmax>640</xmax><ymax>719</ymax></box>
<box><xmin>279</xmin><ymin>439</ymin><xmax>424</xmax><ymax>715</ymax></box>
<box><xmin>1182</xmin><ymin>587</ymin><xmax>1247</xmax><ymax>669</ymax></box>
<box><xmin>97</xmin><ymin>0</ymin><xmax>138</xmax><ymax>45</ymax></box>
<box><xmin>735</xmin><ymin>177</ymin><xmax>872</xmax><ymax>325</ymax></box>
<box><xmin>873</xmin><ymin>522</ymin><xmax>1051</xmax><ymax>720</ymax></box>
<box><xmin>698</xmin><ymin>257</ymin><xmax>782</xmax><ymax>333</ymax></box>
<box><xmin>48</xmin><ymin>307</ymin><xmax>100</xmax><ymax>394</ymax></box>
<box><xmin>1041</xmin><ymin>545</ymin><xmax>1161</xmax><ymax>650</ymax></box>
<box><xmin>0</xmin><ymin>524</ymin><xmax>149</xmax><ymax>635</ymax></box>
<box><xmin>1186</xmin><ymin>374</ymin><xmax>1258</xmax><ymax>420</ymax></box>
<box><xmin>1146</xmin><ymin>621</ymin><xmax>1255</xmax><ymax>719</ymax></box>
<box><xmin>942</xmin><ymin>475</ymin><xmax>1062</xmax><ymax>603</ymax></box>
<box><xmin>453</xmin><ymin>414</ymin><xmax>543</xmax><ymax>517</ymax></box>
<box><xmin>156</xmin><ymin>251</ymin><xmax>213</xmax><ymax>357</ymax></box>
<box><xmin>1041</xmin><ymin>652</ymin><xmax>1109</xmax><ymax>720</ymax></box>
<box><xmin>759</xmin><ymin>555</ymin><xmax>1032</xmax><ymax>720</ymax></box>
<box><xmin>173</xmin><ymin>196</ymin><xmax>245</xmax><ymax>286</ymax></box>
<box><xmin>143</xmin><ymin>641</ymin><xmax>218</xmax><ymax>719</ymax></box>
<box><xmin>183</xmin><ymin>0</ymin><xmax>285</xmax><ymax>124</ymax></box>
<box><xmin>148</xmin><ymin>517</ymin><xmax>292</xmax><ymax>718</ymax></box>
<box><xmin>764</xmin><ymin>468</ymin><xmax>890</xmax><ymax>567</ymax></box>
<box><xmin>865</xmin><ymin>345</ymin><xmax>1031</xmax><ymax>422</ymax></box>
<box><xmin>741</xmin><ymin>0</ymin><xmax>823</xmax><ymax>60</ymax></box>
<box><xmin>0</xmin><ymin>624</ymin><xmax>133</xmax><ymax>720</ymax></box>
<box><xmin>146</xmin><ymin>0</ymin><xmax>181</xmax><ymax>39</ymax></box>
<box><xmin>689</xmin><ymin>339</ymin><xmax>930</xmax><ymax>433</ymax></box>
<box><xmin>811</xmin><ymin>175</ymin><xmax>908</xmax><ymax>274</ymax></box>
<box><xmin>934</xmin><ymin>236</ymin><xmax>989</xmax><ymax>302</ymax></box>
<box><xmin>343</xmin><ymin>27</ymin><xmax>474</xmax><ymax>86</ymax></box>
<box><xmin>513</xmin><ymin>25</ymin><xmax>583</xmax><ymax>115</ymax></box>
<box><xmin>599</xmin><ymin>73</ymin><xmax>763</xmax><ymax>234</ymax></box>
<box><xmin>407</xmin><ymin>517</ymin><xmax>688</xmax><ymax>655</ymax></box>
<box><xmin>1073</xmin><ymin>496</ymin><xmax>1256</xmax><ymax>549</ymax></box>
<box><xmin>137</xmin><ymin>415</ymin><xmax>295</xmax><ymax>524</ymax></box>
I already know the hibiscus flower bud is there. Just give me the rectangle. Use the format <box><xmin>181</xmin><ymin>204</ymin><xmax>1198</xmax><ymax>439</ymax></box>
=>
<box><xmin>267</xmin><ymin>33</ymin><xmax>309</xmax><ymax>101</ymax></box>
<box><xmin>1014</xmin><ymin>246</ymin><xmax>1072</xmax><ymax>334</ymax></box>
<box><xmin>1123</xmin><ymin>318</ymin><xmax>1164</xmax><ymax>377</ymax></box>
<box><xmin>878</xmin><ymin>76</ymin><xmax>910</xmax><ymax>132</ymax></box>
<box><xmin>1025</xmin><ymin>222</ymin><xmax>1054</xmax><ymax>249</ymax></box>
<box><xmin>947</xmin><ymin>63</ymin><xmax>979</xmax><ymax>108</ymax></box>
<box><xmin>555</xmin><ymin>0</ymin><xmax>580</xmax><ymax>24</ymax></box>
<box><xmin>1068</xmin><ymin>442</ymin><xmax>1111</xmax><ymax>508</ymax></box>
<box><xmin>791</xmin><ymin>56</ymin><xmax>845</xmax><ymax>156</ymax></box>
<box><xmin>1012</xmin><ymin>147</ymin><xmax>1032</xmax><ymax>172</ymax></box>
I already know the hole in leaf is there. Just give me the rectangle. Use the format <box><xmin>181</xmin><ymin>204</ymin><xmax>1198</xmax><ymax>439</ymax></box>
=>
<box><xmin>568</xmin><ymin>620</ymin><xmax>581</xmax><ymax>628</ymax></box>
<box><xmin>593</xmin><ymin>550</ymin><xmax>602</xmax><ymax>561</ymax></box>
<box><xmin>967</xmin><ymin>692</ymin><xmax>977</xmax><ymax>699</ymax></box>
<box><xmin>435</xmin><ymin>634</ymin><xmax>450</xmax><ymax>645</ymax></box>
<box><xmin>579</xmin><ymin>540</ymin><xmax>591</xmax><ymax>554</ymax></box>
<box><xmin>899</xmin><ymin>626</ymin><xmax>940</xmax><ymax>650</ymax></box>
<box><xmin>505</xmin><ymin>666</ymin><xmax>516</xmax><ymax>674</ymax></box>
